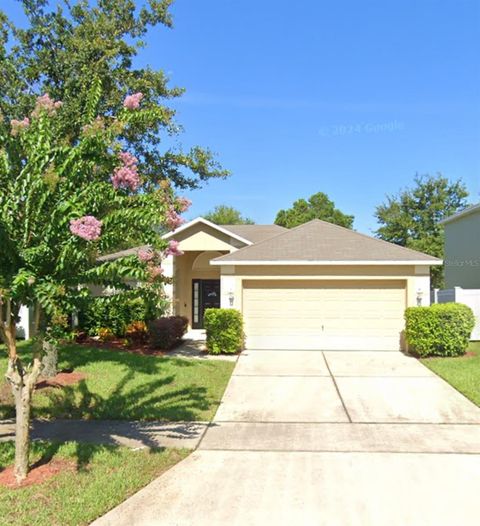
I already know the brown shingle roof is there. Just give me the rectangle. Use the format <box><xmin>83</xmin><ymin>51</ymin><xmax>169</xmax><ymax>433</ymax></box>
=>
<box><xmin>220</xmin><ymin>224</ymin><xmax>286</xmax><ymax>243</ymax></box>
<box><xmin>97</xmin><ymin>222</ymin><xmax>285</xmax><ymax>261</ymax></box>
<box><xmin>212</xmin><ymin>220</ymin><xmax>442</xmax><ymax>264</ymax></box>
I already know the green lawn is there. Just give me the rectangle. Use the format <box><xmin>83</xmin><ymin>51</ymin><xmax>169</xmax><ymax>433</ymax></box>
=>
<box><xmin>421</xmin><ymin>341</ymin><xmax>480</xmax><ymax>407</ymax></box>
<box><xmin>0</xmin><ymin>341</ymin><xmax>235</xmax><ymax>421</ymax></box>
<box><xmin>0</xmin><ymin>440</ymin><xmax>188</xmax><ymax>526</ymax></box>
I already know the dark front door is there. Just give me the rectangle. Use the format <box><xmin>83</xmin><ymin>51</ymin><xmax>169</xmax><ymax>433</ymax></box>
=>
<box><xmin>192</xmin><ymin>279</ymin><xmax>221</xmax><ymax>329</ymax></box>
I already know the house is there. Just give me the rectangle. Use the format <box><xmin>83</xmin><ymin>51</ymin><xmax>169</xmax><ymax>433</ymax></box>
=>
<box><xmin>159</xmin><ymin>217</ymin><xmax>441</xmax><ymax>351</ymax></box>
<box><xmin>439</xmin><ymin>203</ymin><xmax>480</xmax><ymax>289</ymax></box>
<box><xmin>434</xmin><ymin>204</ymin><xmax>480</xmax><ymax>340</ymax></box>
<box><xmin>15</xmin><ymin>216</ymin><xmax>442</xmax><ymax>349</ymax></box>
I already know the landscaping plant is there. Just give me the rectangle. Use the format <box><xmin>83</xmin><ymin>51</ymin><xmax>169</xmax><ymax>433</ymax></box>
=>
<box><xmin>0</xmin><ymin>83</ymin><xmax>191</xmax><ymax>483</ymax></box>
<box><xmin>148</xmin><ymin>316</ymin><xmax>189</xmax><ymax>349</ymax></box>
<box><xmin>79</xmin><ymin>294</ymin><xmax>165</xmax><ymax>337</ymax></box>
<box><xmin>204</xmin><ymin>309</ymin><xmax>244</xmax><ymax>355</ymax></box>
<box><xmin>405</xmin><ymin>303</ymin><xmax>475</xmax><ymax>357</ymax></box>
<box><xmin>124</xmin><ymin>320</ymin><xmax>149</xmax><ymax>344</ymax></box>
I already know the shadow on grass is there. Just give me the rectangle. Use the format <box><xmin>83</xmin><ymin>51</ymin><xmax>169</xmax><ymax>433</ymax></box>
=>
<box><xmin>33</xmin><ymin>441</ymin><xmax>137</xmax><ymax>473</ymax></box>
<box><xmin>59</xmin><ymin>344</ymin><xmax>196</xmax><ymax>375</ymax></box>
<box><xmin>2</xmin><ymin>341</ymin><xmax>196</xmax><ymax>376</ymax></box>
<box><xmin>2</xmin><ymin>343</ymin><xmax>220</xmax><ymax>421</ymax></box>
<box><xmin>0</xmin><ymin>439</ymin><xmax>118</xmax><ymax>473</ymax></box>
<box><xmin>35</xmin><ymin>369</ymin><xmax>212</xmax><ymax>422</ymax></box>
<box><xmin>1</xmin><ymin>434</ymin><xmax>173</xmax><ymax>477</ymax></box>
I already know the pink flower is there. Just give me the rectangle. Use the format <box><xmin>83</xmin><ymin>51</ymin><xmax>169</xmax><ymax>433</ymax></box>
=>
<box><xmin>112</xmin><ymin>166</ymin><xmax>140</xmax><ymax>190</ymax></box>
<box><xmin>32</xmin><ymin>93</ymin><xmax>62</xmax><ymax>117</ymax></box>
<box><xmin>176</xmin><ymin>197</ymin><xmax>192</xmax><ymax>213</ymax></box>
<box><xmin>10</xmin><ymin>117</ymin><xmax>30</xmax><ymax>136</ymax></box>
<box><xmin>111</xmin><ymin>151</ymin><xmax>140</xmax><ymax>191</ymax></box>
<box><xmin>148</xmin><ymin>265</ymin><xmax>164</xmax><ymax>279</ymax></box>
<box><xmin>69</xmin><ymin>216</ymin><xmax>102</xmax><ymax>241</ymax></box>
<box><xmin>138</xmin><ymin>248</ymin><xmax>154</xmax><ymax>262</ymax></box>
<box><xmin>123</xmin><ymin>92</ymin><xmax>144</xmax><ymax>110</ymax></box>
<box><xmin>166</xmin><ymin>207</ymin><xmax>185</xmax><ymax>230</ymax></box>
<box><xmin>118</xmin><ymin>151</ymin><xmax>138</xmax><ymax>167</ymax></box>
<box><xmin>165</xmin><ymin>239</ymin><xmax>183</xmax><ymax>257</ymax></box>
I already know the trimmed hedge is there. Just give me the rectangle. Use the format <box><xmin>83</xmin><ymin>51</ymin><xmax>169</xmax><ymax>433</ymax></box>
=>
<box><xmin>204</xmin><ymin>308</ymin><xmax>244</xmax><ymax>355</ymax></box>
<box><xmin>405</xmin><ymin>303</ymin><xmax>475</xmax><ymax>357</ymax></box>
<box><xmin>148</xmin><ymin>316</ymin><xmax>189</xmax><ymax>349</ymax></box>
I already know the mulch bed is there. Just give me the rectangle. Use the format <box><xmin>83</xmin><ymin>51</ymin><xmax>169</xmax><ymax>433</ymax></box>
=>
<box><xmin>35</xmin><ymin>371</ymin><xmax>88</xmax><ymax>390</ymax></box>
<box><xmin>0</xmin><ymin>459</ymin><xmax>75</xmax><ymax>488</ymax></box>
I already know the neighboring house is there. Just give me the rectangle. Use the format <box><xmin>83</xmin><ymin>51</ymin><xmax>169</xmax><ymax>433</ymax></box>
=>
<box><xmin>157</xmin><ymin>217</ymin><xmax>439</xmax><ymax>351</ymax></box>
<box><xmin>434</xmin><ymin>204</ymin><xmax>480</xmax><ymax>340</ymax></box>
<box><xmin>439</xmin><ymin>203</ymin><xmax>480</xmax><ymax>289</ymax></box>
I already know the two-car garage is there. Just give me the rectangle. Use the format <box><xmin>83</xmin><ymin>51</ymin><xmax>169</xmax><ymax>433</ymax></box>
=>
<box><xmin>242</xmin><ymin>279</ymin><xmax>407</xmax><ymax>351</ymax></box>
<box><xmin>210</xmin><ymin>219</ymin><xmax>441</xmax><ymax>352</ymax></box>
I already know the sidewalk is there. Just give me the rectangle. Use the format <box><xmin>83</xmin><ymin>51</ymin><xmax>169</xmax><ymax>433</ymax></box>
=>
<box><xmin>0</xmin><ymin>419</ymin><xmax>207</xmax><ymax>450</ymax></box>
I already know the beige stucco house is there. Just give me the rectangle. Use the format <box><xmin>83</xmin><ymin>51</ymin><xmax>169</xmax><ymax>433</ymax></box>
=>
<box><xmin>440</xmin><ymin>203</ymin><xmax>480</xmax><ymax>289</ymax></box>
<box><xmin>159</xmin><ymin>217</ymin><xmax>441</xmax><ymax>351</ymax></box>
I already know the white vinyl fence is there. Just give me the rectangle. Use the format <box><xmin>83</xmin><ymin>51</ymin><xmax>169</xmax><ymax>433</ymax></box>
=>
<box><xmin>432</xmin><ymin>287</ymin><xmax>480</xmax><ymax>340</ymax></box>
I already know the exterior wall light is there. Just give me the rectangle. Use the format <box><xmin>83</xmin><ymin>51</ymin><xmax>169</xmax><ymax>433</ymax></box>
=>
<box><xmin>416</xmin><ymin>289</ymin><xmax>424</xmax><ymax>306</ymax></box>
<box><xmin>227</xmin><ymin>291</ymin><xmax>234</xmax><ymax>307</ymax></box>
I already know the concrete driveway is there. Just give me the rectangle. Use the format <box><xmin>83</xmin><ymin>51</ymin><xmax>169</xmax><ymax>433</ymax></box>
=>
<box><xmin>93</xmin><ymin>349</ymin><xmax>480</xmax><ymax>526</ymax></box>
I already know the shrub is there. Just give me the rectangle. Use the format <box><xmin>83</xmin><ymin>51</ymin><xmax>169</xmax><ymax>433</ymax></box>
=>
<box><xmin>148</xmin><ymin>316</ymin><xmax>189</xmax><ymax>349</ymax></box>
<box><xmin>204</xmin><ymin>308</ymin><xmax>244</xmax><ymax>355</ymax></box>
<box><xmin>79</xmin><ymin>295</ymin><xmax>150</xmax><ymax>337</ymax></box>
<box><xmin>405</xmin><ymin>303</ymin><xmax>475</xmax><ymax>357</ymax></box>
<box><xmin>97</xmin><ymin>327</ymin><xmax>115</xmax><ymax>342</ymax></box>
<box><xmin>125</xmin><ymin>320</ymin><xmax>148</xmax><ymax>343</ymax></box>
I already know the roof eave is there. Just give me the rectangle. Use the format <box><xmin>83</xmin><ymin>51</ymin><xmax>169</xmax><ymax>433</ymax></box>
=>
<box><xmin>210</xmin><ymin>259</ymin><xmax>443</xmax><ymax>266</ymax></box>
<box><xmin>439</xmin><ymin>204</ymin><xmax>480</xmax><ymax>225</ymax></box>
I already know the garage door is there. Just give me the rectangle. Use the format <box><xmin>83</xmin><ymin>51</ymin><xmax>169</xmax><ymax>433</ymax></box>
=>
<box><xmin>243</xmin><ymin>280</ymin><xmax>406</xmax><ymax>351</ymax></box>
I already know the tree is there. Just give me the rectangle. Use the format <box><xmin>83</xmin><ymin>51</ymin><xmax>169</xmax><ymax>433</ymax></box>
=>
<box><xmin>0</xmin><ymin>83</ymin><xmax>186</xmax><ymax>483</ymax></box>
<box><xmin>375</xmin><ymin>173</ymin><xmax>469</xmax><ymax>288</ymax></box>
<box><xmin>274</xmin><ymin>192</ymin><xmax>354</xmax><ymax>229</ymax></box>
<box><xmin>0</xmin><ymin>0</ymin><xmax>228</xmax><ymax>190</ymax></box>
<box><xmin>204</xmin><ymin>205</ymin><xmax>255</xmax><ymax>225</ymax></box>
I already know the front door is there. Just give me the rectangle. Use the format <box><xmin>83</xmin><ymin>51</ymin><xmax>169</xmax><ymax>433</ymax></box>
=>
<box><xmin>192</xmin><ymin>279</ymin><xmax>221</xmax><ymax>329</ymax></box>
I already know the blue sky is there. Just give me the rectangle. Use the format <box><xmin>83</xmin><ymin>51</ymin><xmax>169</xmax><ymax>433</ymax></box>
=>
<box><xmin>5</xmin><ymin>0</ymin><xmax>480</xmax><ymax>234</ymax></box>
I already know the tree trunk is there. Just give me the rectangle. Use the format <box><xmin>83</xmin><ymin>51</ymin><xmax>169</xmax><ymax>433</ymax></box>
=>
<box><xmin>6</xmin><ymin>357</ymin><xmax>41</xmax><ymax>484</ymax></box>
<box><xmin>41</xmin><ymin>339</ymin><xmax>58</xmax><ymax>378</ymax></box>
<box><xmin>1</xmin><ymin>300</ymin><xmax>41</xmax><ymax>483</ymax></box>
<box><xmin>12</xmin><ymin>379</ymin><xmax>32</xmax><ymax>482</ymax></box>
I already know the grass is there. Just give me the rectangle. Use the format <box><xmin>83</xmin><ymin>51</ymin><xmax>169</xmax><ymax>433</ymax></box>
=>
<box><xmin>0</xmin><ymin>341</ymin><xmax>235</xmax><ymax>421</ymax></box>
<box><xmin>421</xmin><ymin>341</ymin><xmax>480</xmax><ymax>407</ymax></box>
<box><xmin>0</xmin><ymin>440</ymin><xmax>188</xmax><ymax>526</ymax></box>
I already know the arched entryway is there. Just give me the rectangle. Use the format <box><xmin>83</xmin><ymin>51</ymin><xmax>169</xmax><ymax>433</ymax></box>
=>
<box><xmin>173</xmin><ymin>250</ymin><xmax>224</xmax><ymax>328</ymax></box>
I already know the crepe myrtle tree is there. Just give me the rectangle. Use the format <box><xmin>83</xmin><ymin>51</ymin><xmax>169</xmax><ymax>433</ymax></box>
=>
<box><xmin>0</xmin><ymin>81</ymin><xmax>189</xmax><ymax>483</ymax></box>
